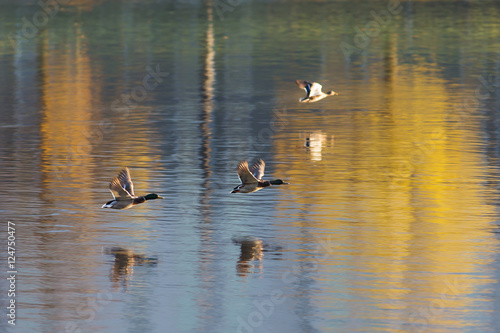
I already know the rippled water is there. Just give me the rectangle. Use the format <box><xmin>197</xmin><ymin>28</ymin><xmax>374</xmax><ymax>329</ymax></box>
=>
<box><xmin>1</xmin><ymin>0</ymin><xmax>500</xmax><ymax>332</ymax></box>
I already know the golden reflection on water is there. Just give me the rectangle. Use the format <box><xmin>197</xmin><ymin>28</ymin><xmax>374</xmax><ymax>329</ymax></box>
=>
<box><xmin>272</xmin><ymin>44</ymin><xmax>499</xmax><ymax>329</ymax></box>
<box><xmin>39</xmin><ymin>23</ymin><xmax>94</xmax><ymax>187</ymax></box>
<box><xmin>34</xmin><ymin>25</ymin><xmax>162</xmax><ymax>320</ymax></box>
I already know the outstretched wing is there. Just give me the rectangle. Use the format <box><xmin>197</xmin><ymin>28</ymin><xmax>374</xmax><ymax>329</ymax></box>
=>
<box><xmin>250</xmin><ymin>159</ymin><xmax>265</xmax><ymax>180</ymax></box>
<box><xmin>296</xmin><ymin>80</ymin><xmax>313</xmax><ymax>98</ymax></box>
<box><xmin>236</xmin><ymin>161</ymin><xmax>259</xmax><ymax>184</ymax></box>
<box><xmin>117</xmin><ymin>167</ymin><xmax>135</xmax><ymax>196</ymax></box>
<box><xmin>309</xmin><ymin>82</ymin><xmax>323</xmax><ymax>97</ymax></box>
<box><xmin>109</xmin><ymin>168</ymin><xmax>134</xmax><ymax>200</ymax></box>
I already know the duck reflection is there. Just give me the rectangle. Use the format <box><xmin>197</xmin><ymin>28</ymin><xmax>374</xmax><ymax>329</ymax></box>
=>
<box><xmin>105</xmin><ymin>247</ymin><xmax>158</xmax><ymax>290</ymax></box>
<box><xmin>232</xmin><ymin>237</ymin><xmax>264</xmax><ymax>277</ymax></box>
<box><xmin>301</xmin><ymin>131</ymin><xmax>334</xmax><ymax>161</ymax></box>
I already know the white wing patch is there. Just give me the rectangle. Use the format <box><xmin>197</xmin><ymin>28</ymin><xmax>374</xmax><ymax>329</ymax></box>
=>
<box><xmin>309</xmin><ymin>82</ymin><xmax>323</xmax><ymax>97</ymax></box>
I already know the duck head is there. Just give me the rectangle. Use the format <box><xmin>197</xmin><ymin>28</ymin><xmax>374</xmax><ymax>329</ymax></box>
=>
<box><xmin>269</xmin><ymin>179</ymin><xmax>289</xmax><ymax>185</ymax></box>
<box><xmin>144</xmin><ymin>193</ymin><xmax>164</xmax><ymax>200</ymax></box>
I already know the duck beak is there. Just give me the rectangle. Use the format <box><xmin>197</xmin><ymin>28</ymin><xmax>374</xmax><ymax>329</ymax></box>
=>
<box><xmin>334</xmin><ymin>92</ymin><xmax>338</xmax><ymax>95</ymax></box>
<box><xmin>158</xmin><ymin>196</ymin><xmax>164</xmax><ymax>199</ymax></box>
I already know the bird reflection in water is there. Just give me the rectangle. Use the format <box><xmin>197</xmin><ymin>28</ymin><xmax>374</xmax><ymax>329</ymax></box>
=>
<box><xmin>232</xmin><ymin>237</ymin><xmax>264</xmax><ymax>277</ymax></box>
<box><xmin>301</xmin><ymin>131</ymin><xmax>334</xmax><ymax>161</ymax></box>
<box><xmin>105</xmin><ymin>247</ymin><xmax>158</xmax><ymax>291</ymax></box>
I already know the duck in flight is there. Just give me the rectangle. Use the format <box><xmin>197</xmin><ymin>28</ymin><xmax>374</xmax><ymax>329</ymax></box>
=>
<box><xmin>102</xmin><ymin>167</ymin><xmax>164</xmax><ymax>209</ymax></box>
<box><xmin>231</xmin><ymin>159</ymin><xmax>288</xmax><ymax>193</ymax></box>
<box><xmin>296</xmin><ymin>80</ymin><xmax>338</xmax><ymax>103</ymax></box>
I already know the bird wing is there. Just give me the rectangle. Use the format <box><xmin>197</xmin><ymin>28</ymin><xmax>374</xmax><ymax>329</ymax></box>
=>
<box><xmin>296</xmin><ymin>80</ymin><xmax>313</xmax><ymax>98</ymax></box>
<box><xmin>109</xmin><ymin>168</ymin><xmax>134</xmax><ymax>200</ymax></box>
<box><xmin>250</xmin><ymin>159</ymin><xmax>265</xmax><ymax>180</ymax></box>
<box><xmin>309</xmin><ymin>82</ymin><xmax>323</xmax><ymax>97</ymax></box>
<box><xmin>117</xmin><ymin>167</ymin><xmax>135</xmax><ymax>196</ymax></box>
<box><xmin>237</xmin><ymin>160</ymin><xmax>259</xmax><ymax>184</ymax></box>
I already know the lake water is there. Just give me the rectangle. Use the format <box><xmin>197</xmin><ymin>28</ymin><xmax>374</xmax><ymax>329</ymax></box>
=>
<box><xmin>1</xmin><ymin>0</ymin><xmax>500</xmax><ymax>332</ymax></box>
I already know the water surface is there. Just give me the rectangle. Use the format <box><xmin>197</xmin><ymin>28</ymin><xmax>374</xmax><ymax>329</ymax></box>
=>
<box><xmin>1</xmin><ymin>0</ymin><xmax>500</xmax><ymax>332</ymax></box>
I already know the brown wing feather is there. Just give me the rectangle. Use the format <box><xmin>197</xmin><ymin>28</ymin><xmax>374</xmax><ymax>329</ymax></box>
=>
<box><xmin>236</xmin><ymin>160</ymin><xmax>259</xmax><ymax>184</ymax></box>
<box><xmin>109</xmin><ymin>177</ymin><xmax>133</xmax><ymax>200</ymax></box>
<box><xmin>296</xmin><ymin>80</ymin><xmax>313</xmax><ymax>90</ymax></box>
<box><xmin>116</xmin><ymin>167</ymin><xmax>135</xmax><ymax>196</ymax></box>
<box><xmin>250</xmin><ymin>159</ymin><xmax>265</xmax><ymax>180</ymax></box>
<box><xmin>108</xmin><ymin>167</ymin><xmax>135</xmax><ymax>200</ymax></box>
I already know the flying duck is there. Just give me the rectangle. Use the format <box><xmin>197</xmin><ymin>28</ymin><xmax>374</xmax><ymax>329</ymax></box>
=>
<box><xmin>102</xmin><ymin>167</ymin><xmax>163</xmax><ymax>209</ymax></box>
<box><xmin>231</xmin><ymin>159</ymin><xmax>288</xmax><ymax>193</ymax></box>
<box><xmin>296</xmin><ymin>80</ymin><xmax>338</xmax><ymax>103</ymax></box>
